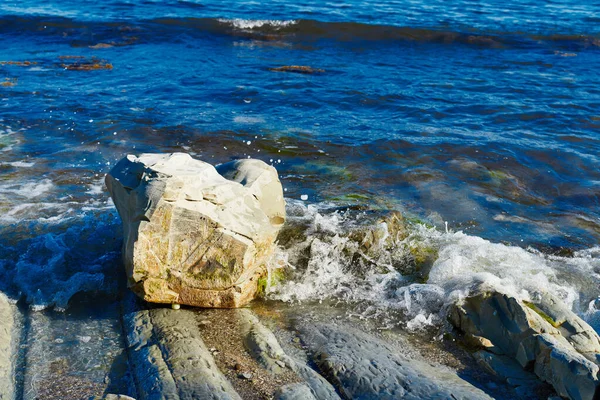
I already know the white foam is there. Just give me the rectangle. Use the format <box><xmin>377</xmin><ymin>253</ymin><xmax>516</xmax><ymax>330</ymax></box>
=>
<box><xmin>0</xmin><ymin>179</ymin><xmax>54</xmax><ymax>198</ymax></box>
<box><xmin>2</xmin><ymin>161</ymin><xmax>35</xmax><ymax>168</ymax></box>
<box><xmin>218</xmin><ymin>18</ymin><xmax>297</xmax><ymax>30</ymax></box>
<box><xmin>270</xmin><ymin>202</ymin><xmax>600</xmax><ymax>331</ymax></box>
<box><xmin>233</xmin><ymin>116</ymin><xmax>265</xmax><ymax>124</ymax></box>
<box><xmin>87</xmin><ymin>178</ymin><xmax>105</xmax><ymax>195</ymax></box>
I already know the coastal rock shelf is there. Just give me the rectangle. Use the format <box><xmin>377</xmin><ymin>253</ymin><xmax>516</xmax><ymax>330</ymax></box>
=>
<box><xmin>106</xmin><ymin>153</ymin><xmax>286</xmax><ymax>308</ymax></box>
<box><xmin>3</xmin><ymin>292</ymin><xmax>596</xmax><ymax>399</ymax></box>
<box><xmin>119</xmin><ymin>295</ymin><xmax>492</xmax><ymax>400</ymax></box>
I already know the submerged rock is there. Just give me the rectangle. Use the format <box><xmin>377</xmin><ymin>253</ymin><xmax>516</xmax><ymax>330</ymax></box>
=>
<box><xmin>106</xmin><ymin>153</ymin><xmax>285</xmax><ymax>308</ymax></box>
<box><xmin>0</xmin><ymin>293</ymin><xmax>14</xmax><ymax>400</ymax></box>
<box><xmin>269</xmin><ymin>65</ymin><xmax>325</xmax><ymax>74</ymax></box>
<box><xmin>450</xmin><ymin>288</ymin><xmax>600</xmax><ymax>400</ymax></box>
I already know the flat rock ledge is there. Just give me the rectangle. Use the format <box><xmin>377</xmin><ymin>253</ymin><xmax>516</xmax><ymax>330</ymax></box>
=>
<box><xmin>450</xmin><ymin>287</ymin><xmax>600</xmax><ymax>400</ymax></box>
<box><xmin>106</xmin><ymin>153</ymin><xmax>286</xmax><ymax>308</ymax></box>
<box><xmin>122</xmin><ymin>295</ymin><xmax>242</xmax><ymax>399</ymax></box>
<box><xmin>297</xmin><ymin>323</ymin><xmax>493</xmax><ymax>400</ymax></box>
<box><xmin>0</xmin><ymin>292</ymin><xmax>14</xmax><ymax>400</ymax></box>
<box><xmin>120</xmin><ymin>294</ymin><xmax>496</xmax><ymax>400</ymax></box>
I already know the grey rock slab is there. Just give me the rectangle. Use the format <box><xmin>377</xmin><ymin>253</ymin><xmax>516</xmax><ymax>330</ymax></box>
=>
<box><xmin>274</xmin><ymin>383</ymin><xmax>317</xmax><ymax>400</ymax></box>
<box><xmin>534</xmin><ymin>334</ymin><xmax>599</xmax><ymax>400</ymax></box>
<box><xmin>236</xmin><ymin>309</ymin><xmax>341</xmax><ymax>400</ymax></box>
<box><xmin>298</xmin><ymin>323</ymin><xmax>493</xmax><ymax>400</ymax></box>
<box><xmin>473</xmin><ymin>351</ymin><xmax>538</xmax><ymax>382</ymax></box>
<box><xmin>450</xmin><ymin>288</ymin><xmax>600</xmax><ymax>400</ymax></box>
<box><xmin>292</xmin><ymin>364</ymin><xmax>342</xmax><ymax>400</ymax></box>
<box><xmin>122</xmin><ymin>296</ymin><xmax>241</xmax><ymax>400</ymax></box>
<box><xmin>0</xmin><ymin>293</ymin><xmax>14</xmax><ymax>400</ymax></box>
<box><xmin>237</xmin><ymin>309</ymin><xmax>294</xmax><ymax>374</ymax></box>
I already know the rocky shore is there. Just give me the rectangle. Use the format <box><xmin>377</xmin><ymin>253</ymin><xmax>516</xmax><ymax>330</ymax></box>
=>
<box><xmin>1</xmin><ymin>154</ymin><xmax>599</xmax><ymax>399</ymax></box>
<box><xmin>2</xmin><ymin>288</ymin><xmax>600</xmax><ymax>399</ymax></box>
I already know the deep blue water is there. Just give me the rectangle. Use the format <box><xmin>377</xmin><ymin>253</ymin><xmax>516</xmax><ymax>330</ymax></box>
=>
<box><xmin>1</xmin><ymin>0</ymin><xmax>599</xmax><ymax>309</ymax></box>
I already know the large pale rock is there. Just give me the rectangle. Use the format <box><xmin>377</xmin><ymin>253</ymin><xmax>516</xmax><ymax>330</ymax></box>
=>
<box><xmin>450</xmin><ymin>288</ymin><xmax>600</xmax><ymax>400</ymax></box>
<box><xmin>106</xmin><ymin>153</ymin><xmax>285</xmax><ymax>308</ymax></box>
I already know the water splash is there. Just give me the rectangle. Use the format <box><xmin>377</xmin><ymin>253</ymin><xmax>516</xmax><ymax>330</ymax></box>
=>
<box><xmin>270</xmin><ymin>201</ymin><xmax>600</xmax><ymax>331</ymax></box>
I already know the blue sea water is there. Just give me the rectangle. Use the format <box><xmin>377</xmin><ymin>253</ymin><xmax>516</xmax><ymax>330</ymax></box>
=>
<box><xmin>0</xmin><ymin>0</ymin><xmax>599</xmax><ymax>311</ymax></box>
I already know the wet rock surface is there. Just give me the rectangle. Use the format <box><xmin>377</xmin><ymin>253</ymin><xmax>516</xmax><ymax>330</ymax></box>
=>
<box><xmin>106</xmin><ymin>153</ymin><xmax>286</xmax><ymax>308</ymax></box>
<box><xmin>450</xmin><ymin>288</ymin><xmax>600</xmax><ymax>400</ymax></box>
<box><xmin>0</xmin><ymin>293</ymin><xmax>14</xmax><ymax>400</ymax></box>
<box><xmin>122</xmin><ymin>294</ymin><xmax>241</xmax><ymax>399</ymax></box>
<box><xmin>0</xmin><ymin>293</ymin><xmax>578</xmax><ymax>400</ymax></box>
<box><xmin>297</xmin><ymin>322</ymin><xmax>493</xmax><ymax>399</ymax></box>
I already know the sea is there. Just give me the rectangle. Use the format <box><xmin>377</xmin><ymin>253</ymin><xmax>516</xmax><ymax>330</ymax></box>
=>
<box><xmin>0</xmin><ymin>0</ymin><xmax>599</xmax><ymax>396</ymax></box>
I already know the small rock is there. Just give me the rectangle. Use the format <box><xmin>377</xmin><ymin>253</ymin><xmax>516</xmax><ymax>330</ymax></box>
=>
<box><xmin>199</xmin><ymin>320</ymin><xmax>211</xmax><ymax>326</ymax></box>
<box><xmin>234</xmin><ymin>362</ymin><xmax>243</xmax><ymax>371</ymax></box>
<box><xmin>54</xmin><ymin>338</ymin><xmax>64</xmax><ymax>344</ymax></box>
<box><xmin>275</xmin><ymin>360</ymin><xmax>286</xmax><ymax>368</ymax></box>
<box><xmin>292</xmin><ymin>337</ymin><xmax>300</xmax><ymax>344</ymax></box>
<box><xmin>171</xmin><ymin>303</ymin><xmax>180</xmax><ymax>310</ymax></box>
<box><xmin>239</xmin><ymin>372</ymin><xmax>253</xmax><ymax>380</ymax></box>
<box><xmin>77</xmin><ymin>335</ymin><xmax>92</xmax><ymax>343</ymax></box>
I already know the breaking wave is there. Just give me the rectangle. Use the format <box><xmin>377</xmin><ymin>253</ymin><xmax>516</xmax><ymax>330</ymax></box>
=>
<box><xmin>269</xmin><ymin>201</ymin><xmax>600</xmax><ymax>332</ymax></box>
<box><xmin>0</xmin><ymin>14</ymin><xmax>597</xmax><ymax>51</ymax></box>
<box><xmin>217</xmin><ymin>18</ymin><xmax>297</xmax><ymax>30</ymax></box>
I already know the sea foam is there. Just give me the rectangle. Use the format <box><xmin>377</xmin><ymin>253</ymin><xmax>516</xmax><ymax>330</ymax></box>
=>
<box><xmin>270</xmin><ymin>201</ymin><xmax>600</xmax><ymax>331</ymax></box>
<box><xmin>218</xmin><ymin>18</ymin><xmax>297</xmax><ymax>30</ymax></box>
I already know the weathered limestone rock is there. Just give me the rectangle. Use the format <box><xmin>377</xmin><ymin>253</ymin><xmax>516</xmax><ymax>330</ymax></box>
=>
<box><xmin>106</xmin><ymin>153</ymin><xmax>286</xmax><ymax>308</ymax></box>
<box><xmin>122</xmin><ymin>294</ymin><xmax>241</xmax><ymax>399</ymax></box>
<box><xmin>450</xmin><ymin>288</ymin><xmax>600</xmax><ymax>400</ymax></box>
<box><xmin>298</xmin><ymin>323</ymin><xmax>493</xmax><ymax>399</ymax></box>
<box><xmin>0</xmin><ymin>292</ymin><xmax>14</xmax><ymax>400</ymax></box>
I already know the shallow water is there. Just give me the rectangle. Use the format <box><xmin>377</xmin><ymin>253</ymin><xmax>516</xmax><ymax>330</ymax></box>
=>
<box><xmin>0</xmin><ymin>0</ymin><xmax>599</xmax><ymax>331</ymax></box>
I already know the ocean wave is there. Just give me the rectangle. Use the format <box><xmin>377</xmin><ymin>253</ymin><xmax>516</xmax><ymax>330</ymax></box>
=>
<box><xmin>0</xmin><ymin>14</ymin><xmax>597</xmax><ymax>50</ymax></box>
<box><xmin>269</xmin><ymin>201</ymin><xmax>600</xmax><ymax>331</ymax></box>
<box><xmin>217</xmin><ymin>18</ymin><xmax>297</xmax><ymax>30</ymax></box>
